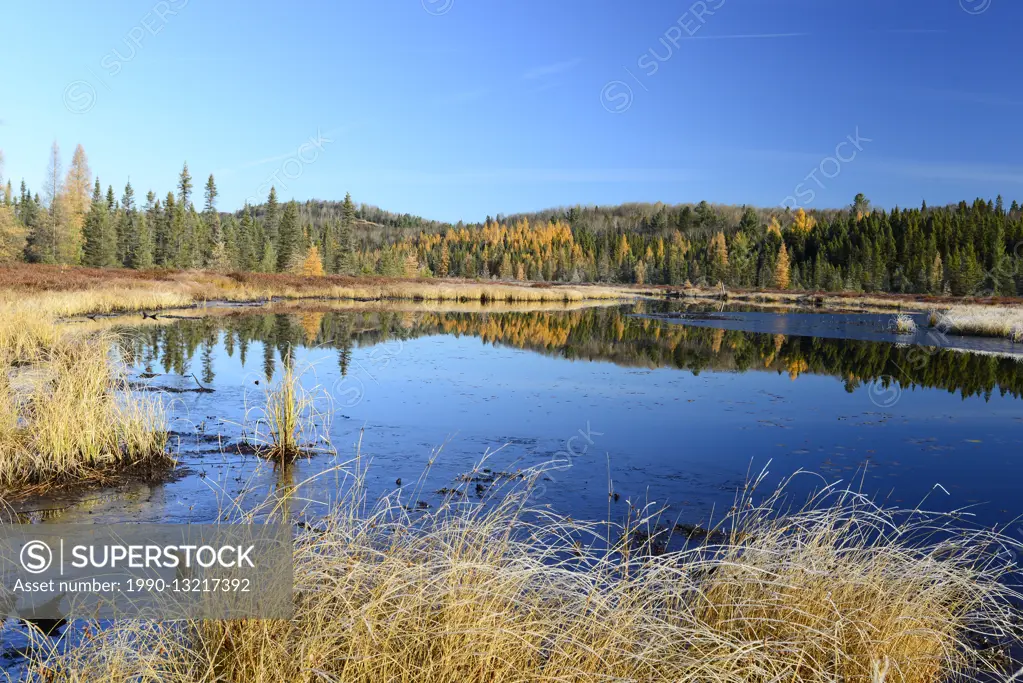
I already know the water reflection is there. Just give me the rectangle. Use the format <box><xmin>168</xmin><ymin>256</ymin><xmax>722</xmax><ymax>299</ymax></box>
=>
<box><xmin>116</xmin><ymin>304</ymin><xmax>1023</xmax><ymax>400</ymax></box>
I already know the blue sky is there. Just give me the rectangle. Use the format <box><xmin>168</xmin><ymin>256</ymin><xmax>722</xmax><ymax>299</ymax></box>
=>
<box><xmin>1</xmin><ymin>0</ymin><xmax>1021</xmax><ymax>222</ymax></box>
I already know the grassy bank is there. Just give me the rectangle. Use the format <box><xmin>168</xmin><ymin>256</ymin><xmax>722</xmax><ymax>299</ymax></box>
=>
<box><xmin>932</xmin><ymin>305</ymin><xmax>1023</xmax><ymax>342</ymax></box>
<box><xmin>0</xmin><ymin>313</ymin><xmax>170</xmax><ymax>495</ymax></box>
<box><xmin>26</xmin><ymin>475</ymin><xmax>1022</xmax><ymax>682</ymax></box>
<box><xmin>673</xmin><ymin>284</ymin><xmax>1023</xmax><ymax>312</ymax></box>
<box><xmin>0</xmin><ymin>264</ymin><xmax>639</xmax><ymax>319</ymax></box>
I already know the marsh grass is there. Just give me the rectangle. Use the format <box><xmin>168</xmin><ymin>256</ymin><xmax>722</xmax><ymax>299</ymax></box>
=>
<box><xmin>893</xmin><ymin>313</ymin><xmax>918</xmax><ymax>334</ymax></box>
<box><xmin>930</xmin><ymin>305</ymin><xmax>1023</xmax><ymax>342</ymax></box>
<box><xmin>0</xmin><ymin>265</ymin><xmax>637</xmax><ymax>318</ymax></box>
<box><xmin>26</xmin><ymin>468</ymin><xmax>1023</xmax><ymax>683</ymax></box>
<box><xmin>0</xmin><ymin>320</ymin><xmax>171</xmax><ymax>493</ymax></box>
<box><xmin>245</xmin><ymin>360</ymin><xmax>332</xmax><ymax>467</ymax></box>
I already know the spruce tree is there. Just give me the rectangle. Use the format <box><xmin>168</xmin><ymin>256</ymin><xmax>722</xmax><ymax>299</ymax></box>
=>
<box><xmin>178</xmin><ymin>163</ymin><xmax>193</xmax><ymax>208</ymax></box>
<box><xmin>276</xmin><ymin>200</ymin><xmax>299</xmax><ymax>272</ymax></box>
<box><xmin>204</xmin><ymin>174</ymin><xmax>229</xmax><ymax>270</ymax></box>
<box><xmin>83</xmin><ymin>179</ymin><xmax>116</xmax><ymax>267</ymax></box>
<box><xmin>237</xmin><ymin>204</ymin><xmax>255</xmax><ymax>271</ymax></box>
<box><xmin>263</xmin><ymin>187</ymin><xmax>280</xmax><ymax>245</ymax></box>
<box><xmin>134</xmin><ymin>210</ymin><xmax>154</xmax><ymax>269</ymax></box>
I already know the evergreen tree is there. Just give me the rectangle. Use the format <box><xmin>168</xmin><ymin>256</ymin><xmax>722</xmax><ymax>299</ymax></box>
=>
<box><xmin>236</xmin><ymin>204</ymin><xmax>255</xmax><ymax>271</ymax></box>
<box><xmin>277</xmin><ymin>200</ymin><xmax>300</xmax><ymax>272</ymax></box>
<box><xmin>117</xmin><ymin>181</ymin><xmax>136</xmax><ymax>265</ymax></box>
<box><xmin>263</xmin><ymin>187</ymin><xmax>280</xmax><ymax>245</ymax></box>
<box><xmin>177</xmin><ymin>163</ymin><xmax>193</xmax><ymax>208</ymax></box>
<box><xmin>204</xmin><ymin>174</ymin><xmax>229</xmax><ymax>270</ymax></box>
<box><xmin>83</xmin><ymin>179</ymin><xmax>116</xmax><ymax>267</ymax></box>
<box><xmin>133</xmin><ymin>210</ymin><xmax>154</xmax><ymax>269</ymax></box>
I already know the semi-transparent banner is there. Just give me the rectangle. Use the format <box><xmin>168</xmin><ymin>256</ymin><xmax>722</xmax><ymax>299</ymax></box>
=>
<box><xmin>0</xmin><ymin>524</ymin><xmax>293</xmax><ymax>620</ymax></box>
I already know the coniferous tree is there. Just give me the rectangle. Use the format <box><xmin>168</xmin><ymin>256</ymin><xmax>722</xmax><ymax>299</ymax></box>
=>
<box><xmin>133</xmin><ymin>210</ymin><xmax>154</xmax><ymax>269</ymax></box>
<box><xmin>774</xmin><ymin>242</ymin><xmax>791</xmax><ymax>290</ymax></box>
<box><xmin>117</xmin><ymin>181</ymin><xmax>136</xmax><ymax>265</ymax></box>
<box><xmin>40</xmin><ymin>141</ymin><xmax>64</xmax><ymax>264</ymax></box>
<box><xmin>83</xmin><ymin>178</ymin><xmax>116</xmax><ymax>267</ymax></box>
<box><xmin>236</xmin><ymin>204</ymin><xmax>255</xmax><ymax>271</ymax></box>
<box><xmin>204</xmin><ymin>174</ymin><xmax>229</xmax><ymax>270</ymax></box>
<box><xmin>263</xmin><ymin>187</ymin><xmax>280</xmax><ymax>246</ymax></box>
<box><xmin>62</xmin><ymin>144</ymin><xmax>91</xmax><ymax>264</ymax></box>
<box><xmin>277</xmin><ymin>200</ymin><xmax>300</xmax><ymax>272</ymax></box>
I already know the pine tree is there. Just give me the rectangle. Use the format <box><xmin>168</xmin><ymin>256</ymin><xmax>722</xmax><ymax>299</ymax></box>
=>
<box><xmin>153</xmin><ymin>193</ymin><xmax>171</xmax><ymax>266</ymax></box>
<box><xmin>929</xmin><ymin>251</ymin><xmax>943</xmax><ymax>293</ymax></box>
<box><xmin>263</xmin><ymin>187</ymin><xmax>280</xmax><ymax>245</ymax></box>
<box><xmin>177</xmin><ymin>163</ymin><xmax>193</xmax><ymax>208</ymax></box>
<box><xmin>341</xmin><ymin>192</ymin><xmax>356</xmax><ymax>227</ymax></box>
<box><xmin>709</xmin><ymin>231</ymin><xmax>729</xmax><ymax>282</ymax></box>
<box><xmin>133</xmin><ymin>210</ymin><xmax>154</xmax><ymax>269</ymax></box>
<box><xmin>237</xmin><ymin>204</ymin><xmax>255</xmax><ymax>271</ymax></box>
<box><xmin>83</xmin><ymin>179</ymin><xmax>116</xmax><ymax>267</ymax></box>
<box><xmin>204</xmin><ymin>174</ymin><xmax>229</xmax><ymax>270</ymax></box>
<box><xmin>258</xmin><ymin>241</ymin><xmax>277</xmax><ymax>273</ymax></box>
<box><xmin>277</xmin><ymin>200</ymin><xmax>299</xmax><ymax>272</ymax></box>
<box><xmin>117</xmin><ymin>181</ymin><xmax>136</xmax><ymax>265</ymax></box>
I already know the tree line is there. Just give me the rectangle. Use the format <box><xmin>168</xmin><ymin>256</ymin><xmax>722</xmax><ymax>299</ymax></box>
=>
<box><xmin>2</xmin><ymin>144</ymin><xmax>1021</xmax><ymax>296</ymax></box>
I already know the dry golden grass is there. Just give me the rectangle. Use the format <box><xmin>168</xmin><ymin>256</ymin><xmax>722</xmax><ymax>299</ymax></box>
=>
<box><xmin>248</xmin><ymin>361</ymin><xmax>331</xmax><ymax>466</ymax></box>
<box><xmin>0</xmin><ymin>265</ymin><xmax>637</xmax><ymax>319</ymax></box>
<box><xmin>677</xmin><ymin>286</ymin><xmax>933</xmax><ymax>313</ymax></box>
<box><xmin>0</xmin><ymin>286</ymin><xmax>173</xmax><ymax>494</ymax></box>
<box><xmin>0</xmin><ymin>328</ymin><xmax>170</xmax><ymax>493</ymax></box>
<box><xmin>933</xmin><ymin>305</ymin><xmax>1023</xmax><ymax>342</ymax></box>
<box><xmin>27</xmin><ymin>471</ymin><xmax>1022</xmax><ymax>683</ymax></box>
<box><xmin>893</xmin><ymin>313</ymin><xmax>918</xmax><ymax>334</ymax></box>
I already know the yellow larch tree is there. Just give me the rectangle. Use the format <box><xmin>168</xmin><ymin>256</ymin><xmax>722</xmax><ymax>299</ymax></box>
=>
<box><xmin>792</xmin><ymin>207</ymin><xmax>816</xmax><ymax>234</ymax></box>
<box><xmin>62</xmin><ymin>144</ymin><xmax>92</xmax><ymax>263</ymax></box>
<box><xmin>300</xmin><ymin>244</ymin><xmax>325</xmax><ymax>277</ymax></box>
<box><xmin>774</xmin><ymin>242</ymin><xmax>791</xmax><ymax>289</ymax></box>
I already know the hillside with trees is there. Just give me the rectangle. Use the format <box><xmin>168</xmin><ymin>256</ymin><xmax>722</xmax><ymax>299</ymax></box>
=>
<box><xmin>1</xmin><ymin>144</ymin><xmax>1020</xmax><ymax>297</ymax></box>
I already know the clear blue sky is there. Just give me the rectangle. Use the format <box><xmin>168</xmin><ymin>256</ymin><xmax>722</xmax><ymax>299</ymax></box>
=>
<box><xmin>2</xmin><ymin>0</ymin><xmax>1021</xmax><ymax>222</ymax></box>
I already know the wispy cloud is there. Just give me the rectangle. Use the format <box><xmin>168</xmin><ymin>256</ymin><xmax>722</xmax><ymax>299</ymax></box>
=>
<box><xmin>868</xmin><ymin>159</ymin><xmax>1023</xmax><ymax>185</ymax></box>
<box><xmin>432</xmin><ymin>88</ymin><xmax>491</xmax><ymax>106</ymax></box>
<box><xmin>360</xmin><ymin>167</ymin><xmax>694</xmax><ymax>185</ymax></box>
<box><xmin>681</xmin><ymin>32</ymin><xmax>808</xmax><ymax>40</ymax></box>
<box><xmin>915</xmin><ymin>88</ymin><xmax>1023</xmax><ymax>108</ymax></box>
<box><xmin>523</xmin><ymin>58</ymin><xmax>582</xmax><ymax>80</ymax></box>
<box><xmin>737</xmin><ymin>147</ymin><xmax>1023</xmax><ymax>186</ymax></box>
<box><xmin>881</xmin><ymin>28</ymin><xmax>947</xmax><ymax>34</ymax></box>
<box><xmin>213</xmin><ymin>125</ymin><xmax>351</xmax><ymax>175</ymax></box>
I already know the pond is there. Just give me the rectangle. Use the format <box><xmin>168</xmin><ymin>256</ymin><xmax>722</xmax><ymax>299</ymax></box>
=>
<box><xmin>17</xmin><ymin>299</ymin><xmax>1023</xmax><ymax>535</ymax></box>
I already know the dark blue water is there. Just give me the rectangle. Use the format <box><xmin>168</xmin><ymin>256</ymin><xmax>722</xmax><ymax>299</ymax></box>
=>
<box><xmin>16</xmin><ymin>302</ymin><xmax>1020</xmax><ymax>536</ymax></box>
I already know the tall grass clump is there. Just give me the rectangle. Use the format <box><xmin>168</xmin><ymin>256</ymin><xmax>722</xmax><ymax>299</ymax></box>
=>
<box><xmin>0</xmin><ymin>323</ymin><xmax>170</xmax><ymax>493</ymax></box>
<box><xmin>893</xmin><ymin>313</ymin><xmax>918</xmax><ymax>334</ymax></box>
<box><xmin>30</xmin><ymin>474</ymin><xmax>1022</xmax><ymax>682</ymax></box>
<box><xmin>249</xmin><ymin>360</ymin><xmax>329</xmax><ymax>467</ymax></box>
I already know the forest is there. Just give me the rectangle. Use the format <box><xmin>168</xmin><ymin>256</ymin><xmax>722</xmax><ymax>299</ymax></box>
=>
<box><xmin>2</xmin><ymin>143</ymin><xmax>1022</xmax><ymax>297</ymax></box>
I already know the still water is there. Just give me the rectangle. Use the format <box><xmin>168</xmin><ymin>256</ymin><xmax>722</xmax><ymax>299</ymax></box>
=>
<box><xmin>20</xmin><ymin>300</ymin><xmax>1023</xmax><ymax>533</ymax></box>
